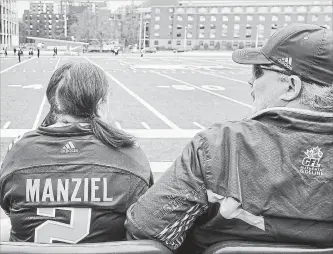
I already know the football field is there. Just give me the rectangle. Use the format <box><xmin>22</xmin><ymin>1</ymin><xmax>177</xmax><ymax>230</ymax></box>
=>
<box><xmin>0</xmin><ymin>52</ymin><xmax>253</xmax><ymax>191</ymax></box>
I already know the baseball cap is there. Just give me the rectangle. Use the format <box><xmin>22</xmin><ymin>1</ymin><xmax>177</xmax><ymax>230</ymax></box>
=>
<box><xmin>232</xmin><ymin>24</ymin><xmax>333</xmax><ymax>86</ymax></box>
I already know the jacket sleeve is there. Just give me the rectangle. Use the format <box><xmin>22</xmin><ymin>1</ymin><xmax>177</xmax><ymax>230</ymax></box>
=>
<box><xmin>125</xmin><ymin>133</ymin><xmax>209</xmax><ymax>250</ymax></box>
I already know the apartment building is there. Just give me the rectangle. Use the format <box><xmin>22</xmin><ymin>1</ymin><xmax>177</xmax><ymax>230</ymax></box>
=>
<box><xmin>30</xmin><ymin>1</ymin><xmax>56</xmax><ymax>14</ymax></box>
<box><xmin>60</xmin><ymin>0</ymin><xmax>107</xmax><ymax>14</ymax></box>
<box><xmin>142</xmin><ymin>1</ymin><xmax>333</xmax><ymax>49</ymax></box>
<box><xmin>0</xmin><ymin>0</ymin><xmax>19</xmax><ymax>47</ymax></box>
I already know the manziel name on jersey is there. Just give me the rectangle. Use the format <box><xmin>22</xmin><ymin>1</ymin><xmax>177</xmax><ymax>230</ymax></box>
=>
<box><xmin>26</xmin><ymin>177</ymin><xmax>113</xmax><ymax>203</ymax></box>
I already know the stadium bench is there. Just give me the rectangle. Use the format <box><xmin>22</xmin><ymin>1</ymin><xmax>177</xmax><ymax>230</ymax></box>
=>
<box><xmin>0</xmin><ymin>240</ymin><xmax>173</xmax><ymax>254</ymax></box>
<box><xmin>203</xmin><ymin>241</ymin><xmax>333</xmax><ymax>254</ymax></box>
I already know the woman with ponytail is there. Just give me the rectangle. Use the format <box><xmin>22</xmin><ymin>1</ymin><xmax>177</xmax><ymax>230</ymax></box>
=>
<box><xmin>0</xmin><ymin>62</ymin><xmax>153</xmax><ymax>243</ymax></box>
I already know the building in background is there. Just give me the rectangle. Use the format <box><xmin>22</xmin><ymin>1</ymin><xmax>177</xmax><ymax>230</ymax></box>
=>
<box><xmin>138</xmin><ymin>0</ymin><xmax>333</xmax><ymax>50</ymax></box>
<box><xmin>60</xmin><ymin>0</ymin><xmax>107</xmax><ymax>14</ymax></box>
<box><xmin>30</xmin><ymin>1</ymin><xmax>56</xmax><ymax>14</ymax></box>
<box><xmin>22</xmin><ymin>10</ymin><xmax>65</xmax><ymax>40</ymax></box>
<box><xmin>0</xmin><ymin>0</ymin><xmax>19</xmax><ymax>47</ymax></box>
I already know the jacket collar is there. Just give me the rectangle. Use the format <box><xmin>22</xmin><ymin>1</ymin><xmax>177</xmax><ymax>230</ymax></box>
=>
<box><xmin>249</xmin><ymin>107</ymin><xmax>333</xmax><ymax>133</ymax></box>
<box><xmin>37</xmin><ymin>123</ymin><xmax>93</xmax><ymax>137</ymax></box>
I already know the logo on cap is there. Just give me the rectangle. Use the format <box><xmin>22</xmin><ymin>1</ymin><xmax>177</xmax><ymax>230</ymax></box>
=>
<box><xmin>278</xmin><ymin>57</ymin><xmax>292</xmax><ymax>70</ymax></box>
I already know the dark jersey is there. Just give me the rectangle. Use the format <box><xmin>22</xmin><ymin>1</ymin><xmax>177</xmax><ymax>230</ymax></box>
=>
<box><xmin>0</xmin><ymin>123</ymin><xmax>153</xmax><ymax>243</ymax></box>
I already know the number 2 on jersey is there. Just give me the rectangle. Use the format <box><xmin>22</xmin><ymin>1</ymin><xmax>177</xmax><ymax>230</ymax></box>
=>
<box><xmin>34</xmin><ymin>207</ymin><xmax>92</xmax><ymax>243</ymax></box>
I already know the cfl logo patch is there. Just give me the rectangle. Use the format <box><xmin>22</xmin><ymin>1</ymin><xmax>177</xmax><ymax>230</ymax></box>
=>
<box><xmin>278</xmin><ymin>57</ymin><xmax>292</xmax><ymax>70</ymax></box>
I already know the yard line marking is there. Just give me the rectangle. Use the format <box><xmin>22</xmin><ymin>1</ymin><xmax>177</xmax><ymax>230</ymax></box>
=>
<box><xmin>156</xmin><ymin>85</ymin><xmax>170</xmax><ymax>88</ymax></box>
<box><xmin>193</xmin><ymin>70</ymin><xmax>248</xmax><ymax>85</ymax></box>
<box><xmin>152</xmin><ymin>71</ymin><xmax>252</xmax><ymax>108</ymax></box>
<box><xmin>0</xmin><ymin>57</ymin><xmax>35</xmax><ymax>74</ymax></box>
<box><xmin>32</xmin><ymin>57</ymin><xmax>61</xmax><ymax>129</ymax></box>
<box><xmin>1</xmin><ymin>129</ymin><xmax>200</xmax><ymax>138</ymax></box>
<box><xmin>193</xmin><ymin>122</ymin><xmax>205</xmax><ymax>129</ymax></box>
<box><xmin>141</xmin><ymin>122</ymin><xmax>151</xmax><ymax>129</ymax></box>
<box><xmin>3</xmin><ymin>121</ymin><xmax>11</xmax><ymax>129</ymax></box>
<box><xmin>115</xmin><ymin>121</ymin><xmax>122</xmax><ymax>129</ymax></box>
<box><xmin>85</xmin><ymin>56</ymin><xmax>180</xmax><ymax>130</ymax></box>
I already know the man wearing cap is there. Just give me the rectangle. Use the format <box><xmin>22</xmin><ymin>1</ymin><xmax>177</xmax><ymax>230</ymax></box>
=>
<box><xmin>125</xmin><ymin>24</ymin><xmax>333</xmax><ymax>253</ymax></box>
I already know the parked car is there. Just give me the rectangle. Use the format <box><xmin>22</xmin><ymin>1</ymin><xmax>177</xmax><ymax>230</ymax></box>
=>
<box><xmin>144</xmin><ymin>47</ymin><xmax>157</xmax><ymax>53</ymax></box>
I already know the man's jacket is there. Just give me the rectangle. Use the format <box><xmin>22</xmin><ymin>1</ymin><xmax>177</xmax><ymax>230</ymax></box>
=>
<box><xmin>0</xmin><ymin>123</ymin><xmax>153</xmax><ymax>243</ymax></box>
<box><xmin>126</xmin><ymin>108</ymin><xmax>333</xmax><ymax>253</ymax></box>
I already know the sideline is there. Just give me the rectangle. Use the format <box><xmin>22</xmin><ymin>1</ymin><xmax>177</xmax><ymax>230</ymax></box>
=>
<box><xmin>84</xmin><ymin>56</ymin><xmax>180</xmax><ymax>130</ymax></box>
<box><xmin>193</xmin><ymin>69</ymin><xmax>249</xmax><ymax>84</ymax></box>
<box><xmin>0</xmin><ymin>57</ymin><xmax>36</xmax><ymax>75</ymax></box>
<box><xmin>32</xmin><ymin>57</ymin><xmax>61</xmax><ymax>129</ymax></box>
<box><xmin>151</xmin><ymin>71</ymin><xmax>252</xmax><ymax>108</ymax></box>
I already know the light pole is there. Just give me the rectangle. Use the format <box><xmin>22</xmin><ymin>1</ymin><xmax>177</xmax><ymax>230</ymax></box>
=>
<box><xmin>138</xmin><ymin>11</ymin><xmax>143</xmax><ymax>51</ymax></box>
<box><xmin>255</xmin><ymin>25</ymin><xmax>259</xmax><ymax>48</ymax></box>
<box><xmin>184</xmin><ymin>26</ymin><xmax>187</xmax><ymax>51</ymax></box>
<box><xmin>143</xmin><ymin>21</ymin><xmax>148</xmax><ymax>52</ymax></box>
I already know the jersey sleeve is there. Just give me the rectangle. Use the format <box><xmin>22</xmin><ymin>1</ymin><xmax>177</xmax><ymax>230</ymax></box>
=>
<box><xmin>125</xmin><ymin>133</ymin><xmax>209</xmax><ymax>250</ymax></box>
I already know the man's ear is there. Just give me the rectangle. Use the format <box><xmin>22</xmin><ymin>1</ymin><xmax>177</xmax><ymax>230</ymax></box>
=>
<box><xmin>279</xmin><ymin>75</ymin><xmax>302</xmax><ymax>101</ymax></box>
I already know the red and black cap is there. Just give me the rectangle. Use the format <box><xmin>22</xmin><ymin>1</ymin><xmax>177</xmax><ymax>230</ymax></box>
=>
<box><xmin>232</xmin><ymin>24</ymin><xmax>333</xmax><ymax>87</ymax></box>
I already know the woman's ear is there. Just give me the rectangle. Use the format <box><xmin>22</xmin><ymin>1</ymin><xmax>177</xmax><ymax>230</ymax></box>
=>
<box><xmin>279</xmin><ymin>75</ymin><xmax>302</xmax><ymax>101</ymax></box>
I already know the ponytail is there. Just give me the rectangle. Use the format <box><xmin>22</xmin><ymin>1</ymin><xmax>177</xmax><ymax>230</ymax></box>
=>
<box><xmin>90</xmin><ymin>117</ymin><xmax>136</xmax><ymax>148</ymax></box>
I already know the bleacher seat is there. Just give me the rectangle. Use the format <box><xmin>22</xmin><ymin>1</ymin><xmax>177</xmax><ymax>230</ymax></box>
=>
<box><xmin>0</xmin><ymin>240</ymin><xmax>173</xmax><ymax>254</ymax></box>
<box><xmin>203</xmin><ymin>241</ymin><xmax>333</xmax><ymax>254</ymax></box>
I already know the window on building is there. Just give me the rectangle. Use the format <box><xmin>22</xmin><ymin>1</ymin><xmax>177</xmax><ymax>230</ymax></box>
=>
<box><xmin>285</xmin><ymin>15</ymin><xmax>291</xmax><ymax>22</ymax></box>
<box><xmin>234</xmin><ymin>7</ymin><xmax>243</xmax><ymax>13</ymax></box>
<box><xmin>298</xmin><ymin>15</ymin><xmax>305</xmax><ymax>21</ymax></box>
<box><xmin>177</xmin><ymin>32</ymin><xmax>181</xmax><ymax>37</ymax></box>
<box><xmin>284</xmin><ymin>6</ymin><xmax>293</xmax><ymax>12</ymax></box>
<box><xmin>270</xmin><ymin>6</ymin><xmax>281</xmax><ymax>12</ymax></box>
<box><xmin>169</xmin><ymin>16</ymin><xmax>173</xmax><ymax>21</ymax></box>
<box><xmin>188</xmin><ymin>24</ymin><xmax>192</xmax><ymax>29</ymax></box>
<box><xmin>234</xmin><ymin>24</ymin><xmax>240</xmax><ymax>38</ymax></box>
<box><xmin>258</xmin><ymin>7</ymin><xmax>268</xmax><ymax>12</ymax></box>
<box><xmin>210</xmin><ymin>24</ymin><xmax>216</xmax><ymax>29</ymax></box>
<box><xmin>297</xmin><ymin>6</ymin><xmax>307</xmax><ymax>13</ymax></box>
<box><xmin>199</xmin><ymin>31</ymin><xmax>205</xmax><ymax>38</ymax></box>
<box><xmin>177</xmin><ymin>40</ymin><xmax>181</xmax><ymax>45</ymax></box>
<box><xmin>188</xmin><ymin>15</ymin><xmax>193</xmax><ymax>21</ymax></box>
<box><xmin>187</xmin><ymin>32</ymin><xmax>192</xmax><ymax>38</ymax></box>
<box><xmin>246</xmin><ymin>7</ymin><xmax>255</xmax><ymax>13</ymax></box>
<box><xmin>154</xmin><ymin>40</ymin><xmax>159</xmax><ymax>45</ymax></box>
<box><xmin>312</xmin><ymin>15</ymin><xmax>318</xmax><ymax>22</ymax></box>
<box><xmin>310</xmin><ymin>6</ymin><xmax>321</xmax><ymax>12</ymax></box>
<box><xmin>222</xmin><ymin>24</ymin><xmax>228</xmax><ymax>36</ymax></box>
<box><xmin>154</xmin><ymin>32</ymin><xmax>160</xmax><ymax>37</ymax></box>
<box><xmin>187</xmin><ymin>7</ymin><xmax>195</xmax><ymax>13</ymax></box>
<box><xmin>210</xmin><ymin>41</ymin><xmax>215</xmax><ymax>46</ymax></box>
<box><xmin>211</xmin><ymin>16</ymin><xmax>216</xmax><ymax>21</ymax></box>
<box><xmin>210</xmin><ymin>31</ymin><xmax>216</xmax><ymax>38</ymax></box>
<box><xmin>271</xmin><ymin>24</ymin><xmax>278</xmax><ymax>35</ymax></box>
<box><xmin>323</xmin><ymin>5</ymin><xmax>332</xmax><ymax>12</ymax></box>
<box><xmin>168</xmin><ymin>24</ymin><xmax>172</xmax><ymax>29</ymax></box>
<box><xmin>177</xmin><ymin>15</ymin><xmax>183</xmax><ymax>21</ymax></box>
<box><xmin>210</xmin><ymin>7</ymin><xmax>218</xmax><ymax>13</ymax></box>
<box><xmin>199</xmin><ymin>24</ymin><xmax>205</xmax><ymax>30</ymax></box>
<box><xmin>246</xmin><ymin>24</ymin><xmax>252</xmax><ymax>38</ymax></box>
<box><xmin>221</xmin><ymin>7</ymin><xmax>231</xmax><ymax>13</ymax></box>
<box><xmin>199</xmin><ymin>7</ymin><xmax>207</xmax><ymax>13</ymax></box>
<box><xmin>177</xmin><ymin>24</ymin><xmax>182</xmax><ymax>29</ymax></box>
<box><xmin>234</xmin><ymin>15</ymin><xmax>240</xmax><ymax>21</ymax></box>
<box><xmin>154</xmin><ymin>24</ymin><xmax>160</xmax><ymax>30</ymax></box>
<box><xmin>199</xmin><ymin>41</ymin><xmax>204</xmax><ymax>46</ymax></box>
<box><xmin>325</xmin><ymin>15</ymin><xmax>332</xmax><ymax>21</ymax></box>
<box><xmin>247</xmin><ymin>15</ymin><xmax>253</xmax><ymax>21</ymax></box>
<box><xmin>168</xmin><ymin>40</ymin><xmax>172</xmax><ymax>44</ymax></box>
<box><xmin>200</xmin><ymin>16</ymin><xmax>205</xmax><ymax>21</ymax></box>
<box><xmin>222</xmin><ymin>16</ymin><xmax>228</xmax><ymax>21</ymax></box>
<box><xmin>259</xmin><ymin>15</ymin><xmax>265</xmax><ymax>21</ymax></box>
<box><xmin>155</xmin><ymin>16</ymin><xmax>160</xmax><ymax>21</ymax></box>
<box><xmin>176</xmin><ymin>7</ymin><xmax>185</xmax><ymax>13</ymax></box>
<box><xmin>155</xmin><ymin>8</ymin><xmax>160</xmax><ymax>14</ymax></box>
<box><xmin>169</xmin><ymin>8</ymin><xmax>173</xmax><ymax>13</ymax></box>
<box><xmin>272</xmin><ymin>15</ymin><xmax>278</xmax><ymax>22</ymax></box>
<box><xmin>187</xmin><ymin>40</ymin><xmax>192</xmax><ymax>46</ymax></box>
